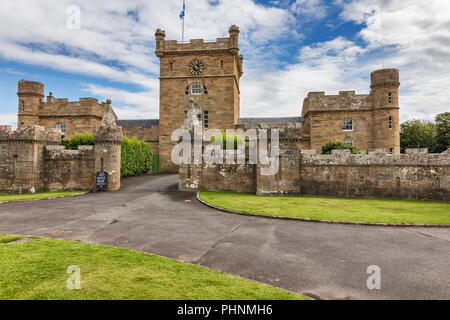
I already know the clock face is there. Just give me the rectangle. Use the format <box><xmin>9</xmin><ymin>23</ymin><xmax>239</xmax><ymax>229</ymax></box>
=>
<box><xmin>188</xmin><ymin>59</ymin><xmax>205</xmax><ymax>76</ymax></box>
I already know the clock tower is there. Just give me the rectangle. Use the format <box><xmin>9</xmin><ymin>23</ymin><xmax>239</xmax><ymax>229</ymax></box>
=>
<box><xmin>155</xmin><ymin>25</ymin><xmax>244</xmax><ymax>173</ymax></box>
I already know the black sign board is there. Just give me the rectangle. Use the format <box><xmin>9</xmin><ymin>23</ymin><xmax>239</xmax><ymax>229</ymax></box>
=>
<box><xmin>96</xmin><ymin>172</ymin><xmax>108</xmax><ymax>191</ymax></box>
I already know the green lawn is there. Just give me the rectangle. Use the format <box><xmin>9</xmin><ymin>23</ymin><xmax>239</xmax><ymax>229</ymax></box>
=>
<box><xmin>0</xmin><ymin>191</ymin><xmax>87</xmax><ymax>203</ymax></box>
<box><xmin>199</xmin><ymin>191</ymin><xmax>450</xmax><ymax>225</ymax></box>
<box><xmin>0</xmin><ymin>235</ymin><xmax>308</xmax><ymax>300</ymax></box>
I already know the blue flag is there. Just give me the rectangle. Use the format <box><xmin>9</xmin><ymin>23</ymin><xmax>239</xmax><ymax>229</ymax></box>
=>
<box><xmin>179</xmin><ymin>2</ymin><xmax>185</xmax><ymax>20</ymax></box>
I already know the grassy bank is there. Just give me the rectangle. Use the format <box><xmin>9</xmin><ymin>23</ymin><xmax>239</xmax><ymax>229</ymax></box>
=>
<box><xmin>0</xmin><ymin>191</ymin><xmax>87</xmax><ymax>203</ymax></box>
<box><xmin>0</xmin><ymin>235</ymin><xmax>308</xmax><ymax>300</ymax></box>
<box><xmin>199</xmin><ymin>192</ymin><xmax>450</xmax><ymax>225</ymax></box>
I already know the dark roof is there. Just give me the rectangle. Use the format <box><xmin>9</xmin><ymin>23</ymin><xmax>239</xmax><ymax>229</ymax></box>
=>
<box><xmin>237</xmin><ymin>117</ymin><xmax>304</xmax><ymax>128</ymax></box>
<box><xmin>116</xmin><ymin>119</ymin><xmax>159</xmax><ymax>129</ymax></box>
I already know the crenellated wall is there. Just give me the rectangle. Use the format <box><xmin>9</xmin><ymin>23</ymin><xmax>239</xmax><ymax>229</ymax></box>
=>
<box><xmin>0</xmin><ymin>120</ymin><xmax>122</xmax><ymax>195</ymax></box>
<box><xmin>179</xmin><ymin>126</ymin><xmax>450</xmax><ymax>201</ymax></box>
<box><xmin>299</xmin><ymin>149</ymin><xmax>449</xmax><ymax>201</ymax></box>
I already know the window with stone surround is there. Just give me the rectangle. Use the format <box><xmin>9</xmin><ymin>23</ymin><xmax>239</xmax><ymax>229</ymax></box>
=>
<box><xmin>57</xmin><ymin>122</ymin><xmax>66</xmax><ymax>134</ymax></box>
<box><xmin>203</xmin><ymin>85</ymin><xmax>208</xmax><ymax>95</ymax></box>
<box><xmin>389</xmin><ymin>116</ymin><xmax>393</xmax><ymax>129</ymax></box>
<box><xmin>191</xmin><ymin>83</ymin><xmax>202</xmax><ymax>95</ymax></box>
<box><xmin>21</xmin><ymin>101</ymin><xmax>25</xmax><ymax>112</ymax></box>
<box><xmin>343</xmin><ymin>119</ymin><xmax>353</xmax><ymax>131</ymax></box>
<box><xmin>185</xmin><ymin>86</ymin><xmax>189</xmax><ymax>95</ymax></box>
<box><xmin>390</xmin><ymin>148</ymin><xmax>394</xmax><ymax>154</ymax></box>
<box><xmin>203</xmin><ymin>111</ymin><xmax>209</xmax><ymax>128</ymax></box>
<box><xmin>388</xmin><ymin>92</ymin><xmax>393</xmax><ymax>104</ymax></box>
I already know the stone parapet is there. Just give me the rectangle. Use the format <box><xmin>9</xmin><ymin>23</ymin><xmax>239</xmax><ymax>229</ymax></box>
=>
<box><xmin>0</xmin><ymin>125</ymin><xmax>61</xmax><ymax>144</ymax></box>
<box><xmin>300</xmin><ymin>149</ymin><xmax>450</xmax><ymax>166</ymax></box>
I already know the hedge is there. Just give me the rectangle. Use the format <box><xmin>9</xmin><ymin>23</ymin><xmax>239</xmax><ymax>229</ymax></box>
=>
<box><xmin>121</xmin><ymin>136</ymin><xmax>153</xmax><ymax>177</ymax></box>
<box><xmin>62</xmin><ymin>133</ymin><xmax>152</xmax><ymax>177</ymax></box>
<box><xmin>211</xmin><ymin>132</ymin><xmax>247</xmax><ymax>150</ymax></box>
<box><xmin>62</xmin><ymin>132</ymin><xmax>94</xmax><ymax>150</ymax></box>
<box><xmin>322</xmin><ymin>140</ymin><xmax>365</xmax><ymax>154</ymax></box>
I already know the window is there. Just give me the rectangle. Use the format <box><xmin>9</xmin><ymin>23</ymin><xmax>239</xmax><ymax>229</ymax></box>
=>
<box><xmin>203</xmin><ymin>111</ymin><xmax>209</xmax><ymax>128</ymax></box>
<box><xmin>221</xmin><ymin>60</ymin><xmax>224</xmax><ymax>70</ymax></box>
<box><xmin>389</xmin><ymin>148</ymin><xmax>394</xmax><ymax>154</ymax></box>
<box><xmin>194</xmin><ymin>104</ymin><xmax>202</xmax><ymax>122</ymax></box>
<box><xmin>170</xmin><ymin>62</ymin><xmax>173</xmax><ymax>71</ymax></box>
<box><xmin>343</xmin><ymin>119</ymin><xmax>353</xmax><ymax>131</ymax></box>
<box><xmin>185</xmin><ymin>85</ymin><xmax>189</xmax><ymax>95</ymax></box>
<box><xmin>203</xmin><ymin>85</ymin><xmax>208</xmax><ymax>95</ymax></box>
<box><xmin>344</xmin><ymin>137</ymin><xmax>354</xmax><ymax>146</ymax></box>
<box><xmin>191</xmin><ymin>83</ymin><xmax>202</xmax><ymax>95</ymax></box>
<box><xmin>21</xmin><ymin>101</ymin><xmax>25</xmax><ymax>112</ymax></box>
<box><xmin>57</xmin><ymin>122</ymin><xmax>66</xmax><ymax>134</ymax></box>
<box><xmin>388</xmin><ymin>92</ymin><xmax>393</xmax><ymax>104</ymax></box>
<box><xmin>389</xmin><ymin>116</ymin><xmax>393</xmax><ymax>129</ymax></box>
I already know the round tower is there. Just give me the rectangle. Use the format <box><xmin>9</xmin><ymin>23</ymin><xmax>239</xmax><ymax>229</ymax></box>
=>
<box><xmin>229</xmin><ymin>25</ymin><xmax>240</xmax><ymax>54</ymax></box>
<box><xmin>370</xmin><ymin>69</ymin><xmax>400</xmax><ymax>154</ymax></box>
<box><xmin>93</xmin><ymin>110</ymin><xmax>123</xmax><ymax>191</ymax></box>
<box><xmin>17</xmin><ymin>80</ymin><xmax>44</xmax><ymax>127</ymax></box>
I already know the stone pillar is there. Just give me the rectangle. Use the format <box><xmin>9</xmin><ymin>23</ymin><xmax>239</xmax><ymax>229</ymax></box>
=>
<box><xmin>93</xmin><ymin>106</ymin><xmax>123</xmax><ymax>191</ymax></box>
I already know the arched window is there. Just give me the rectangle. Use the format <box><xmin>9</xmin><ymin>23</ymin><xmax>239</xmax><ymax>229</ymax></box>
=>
<box><xmin>203</xmin><ymin>85</ymin><xmax>208</xmax><ymax>95</ymax></box>
<box><xmin>191</xmin><ymin>83</ymin><xmax>202</xmax><ymax>95</ymax></box>
<box><xmin>185</xmin><ymin>85</ymin><xmax>189</xmax><ymax>95</ymax></box>
<box><xmin>21</xmin><ymin>101</ymin><xmax>25</xmax><ymax>112</ymax></box>
<box><xmin>344</xmin><ymin>137</ymin><xmax>354</xmax><ymax>146</ymax></box>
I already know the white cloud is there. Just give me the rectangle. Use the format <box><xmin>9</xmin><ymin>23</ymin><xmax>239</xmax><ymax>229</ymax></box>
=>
<box><xmin>291</xmin><ymin>0</ymin><xmax>328</xmax><ymax>20</ymax></box>
<box><xmin>339</xmin><ymin>0</ymin><xmax>450</xmax><ymax>121</ymax></box>
<box><xmin>0</xmin><ymin>113</ymin><xmax>18</xmax><ymax>129</ymax></box>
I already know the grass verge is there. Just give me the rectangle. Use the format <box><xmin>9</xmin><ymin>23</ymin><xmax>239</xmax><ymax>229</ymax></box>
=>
<box><xmin>0</xmin><ymin>234</ymin><xmax>309</xmax><ymax>300</ymax></box>
<box><xmin>198</xmin><ymin>191</ymin><xmax>450</xmax><ymax>225</ymax></box>
<box><xmin>0</xmin><ymin>191</ymin><xmax>87</xmax><ymax>203</ymax></box>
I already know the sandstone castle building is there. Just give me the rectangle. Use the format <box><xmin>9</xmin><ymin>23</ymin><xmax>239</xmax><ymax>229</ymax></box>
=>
<box><xmin>11</xmin><ymin>25</ymin><xmax>400</xmax><ymax>173</ymax></box>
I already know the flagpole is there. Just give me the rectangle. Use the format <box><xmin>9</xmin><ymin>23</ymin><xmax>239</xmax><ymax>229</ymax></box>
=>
<box><xmin>182</xmin><ymin>0</ymin><xmax>185</xmax><ymax>42</ymax></box>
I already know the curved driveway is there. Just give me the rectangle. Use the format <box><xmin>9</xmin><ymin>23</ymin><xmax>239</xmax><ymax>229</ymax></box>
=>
<box><xmin>0</xmin><ymin>174</ymin><xmax>448</xmax><ymax>300</ymax></box>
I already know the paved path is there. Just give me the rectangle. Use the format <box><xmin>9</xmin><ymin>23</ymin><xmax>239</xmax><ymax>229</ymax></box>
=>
<box><xmin>0</xmin><ymin>174</ymin><xmax>448</xmax><ymax>300</ymax></box>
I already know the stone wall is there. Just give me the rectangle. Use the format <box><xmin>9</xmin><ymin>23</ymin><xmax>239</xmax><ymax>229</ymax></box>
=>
<box><xmin>0</xmin><ymin>121</ymin><xmax>122</xmax><ymax>195</ymax></box>
<box><xmin>299</xmin><ymin>149</ymin><xmax>449</xmax><ymax>201</ymax></box>
<box><xmin>179</xmin><ymin>126</ymin><xmax>450</xmax><ymax>201</ymax></box>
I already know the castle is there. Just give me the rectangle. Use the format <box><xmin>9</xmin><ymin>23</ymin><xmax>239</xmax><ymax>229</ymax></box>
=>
<box><xmin>1</xmin><ymin>25</ymin><xmax>448</xmax><ymax>200</ymax></box>
<box><xmin>11</xmin><ymin>25</ymin><xmax>400</xmax><ymax>174</ymax></box>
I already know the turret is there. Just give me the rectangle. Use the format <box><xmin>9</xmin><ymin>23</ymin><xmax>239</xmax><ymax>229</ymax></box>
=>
<box><xmin>229</xmin><ymin>25</ymin><xmax>240</xmax><ymax>54</ymax></box>
<box><xmin>17</xmin><ymin>80</ymin><xmax>44</xmax><ymax>127</ymax></box>
<box><xmin>155</xmin><ymin>29</ymin><xmax>166</xmax><ymax>57</ymax></box>
<box><xmin>370</xmin><ymin>69</ymin><xmax>401</xmax><ymax>154</ymax></box>
<box><xmin>93</xmin><ymin>106</ymin><xmax>123</xmax><ymax>191</ymax></box>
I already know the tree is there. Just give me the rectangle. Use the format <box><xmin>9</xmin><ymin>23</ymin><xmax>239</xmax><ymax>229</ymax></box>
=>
<box><xmin>400</xmin><ymin>120</ymin><xmax>437</xmax><ymax>153</ymax></box>
<box><xmin>434</xmin><ymin>112</ymin><xmax>450</xmax><ymax>153</ymax></box>
<box><xmin>321</xmin><ymin>140</ymin><xmax>364</xmax><ymax>155</ymax></box>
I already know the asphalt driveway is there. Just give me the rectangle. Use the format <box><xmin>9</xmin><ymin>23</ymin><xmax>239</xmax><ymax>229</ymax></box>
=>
<box><xmin>0</xmin><ymin>174</ymin><xmax>448</xmax><ymax>300</ymax></box>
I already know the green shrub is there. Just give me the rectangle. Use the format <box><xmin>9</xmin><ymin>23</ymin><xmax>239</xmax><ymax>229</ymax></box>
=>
<box><xmin>322</xmin><ymin>140</ymin><xmax>364</xmax><ymax>155</ymax></box>
<box><xmin>62</xmin><ymin>132</ymin><xmax>94</xmax><ymax>150</ymax></box>
<box><xmin>211</xmin><ymin>132</ymin><xmax>247</xmax><ymax>150</ymax></box>
<box><xmin>121</xmin><ymin>136</ymin><xmax>153</xmax><ymax>177</ymax></box>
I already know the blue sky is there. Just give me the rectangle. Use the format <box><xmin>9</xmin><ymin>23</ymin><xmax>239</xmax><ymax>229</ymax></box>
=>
<box><xmin>1</xmin><ymin>0</ymin><xmax>449</xmax><ymax>128</ymax></box>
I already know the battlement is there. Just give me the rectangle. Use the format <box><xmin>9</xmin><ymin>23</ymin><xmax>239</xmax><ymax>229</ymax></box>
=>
<box><xmin>371</xmin><ymin>69</ymin><xmax>400</xmax><ymax>89</ymax></box>
<box><xmin>302</xmin><ymin>91</ymin><xmax>370</xmax><ymax>115</ymax></box>
<box><xmin>155</xmin><ymin>25</ymin><xmax>240</xmax><ymax>56</ymax></box>
<box><xmin>17</xmin><ymin>80</ymin><xmax>44</xmax><ymax>97</ymax></box>
<box><xmin>300</xmin><ymin>148</ymin><xmax>450</xmax><ymax>166</ymax></box>
<box><xmin>0</xmin><ymin>125</ymin><xmax>61</xmax><ymax>144</ymax></box>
